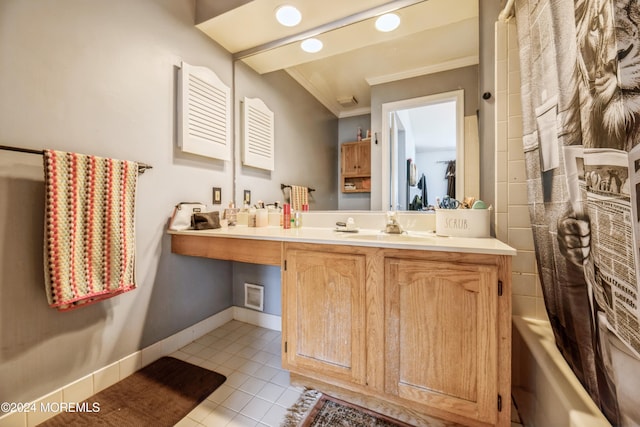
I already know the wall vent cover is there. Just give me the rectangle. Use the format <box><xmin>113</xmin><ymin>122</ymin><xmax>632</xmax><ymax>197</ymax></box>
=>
<box><xmin>242</xmin><ymin>97</ymin><xmax>274</xmax><ymax>171</ymax></box>
<box><xmin>177</xmin><ymin>61</ymin><xmax>231</xmax><ymax>161</ymax></box>
<box><xmin>337</xmin><ymin>96</ymin><xmax>358</xmax><ymax>107</ymax></box>
<box><xmin>244</xmin><ymin>283</ymin><xmax>264</xmax><ymax>312</ymax></box>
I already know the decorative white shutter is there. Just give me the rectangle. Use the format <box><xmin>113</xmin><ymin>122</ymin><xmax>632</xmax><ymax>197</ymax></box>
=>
<box><xmin>177</xmin><ymin>61</ymin><xmax>231</xmax><ymax>161</ymax></box>
<box><xmin>242</xmin><ymin>97</ymin><xmax>275</xmax><ymax>171</ymax></box>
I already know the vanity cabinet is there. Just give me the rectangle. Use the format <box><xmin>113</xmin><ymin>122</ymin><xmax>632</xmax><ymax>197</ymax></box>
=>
<box><xmin>170</xmin><ymin>231</ymin><xmax>513</xmax><ymax>426</ymax></box>
<box><xmin>341</xmin><ymin>140</ymin><xmax>371</xmax><ymax>192</ymax></box>
<box><xmin>282</xmin><ymin>243</ymin><xmax>511</xmax><ymax>427</ymax></box>
<box><xmin>282</xmin><ymin>246</ymin><xmax>367</xmax><ymax>386</ymax></box>
<box><xmin>384</xmin><ymin>258</ymin><xmax>499</xmax><ymax>424</ymax></box>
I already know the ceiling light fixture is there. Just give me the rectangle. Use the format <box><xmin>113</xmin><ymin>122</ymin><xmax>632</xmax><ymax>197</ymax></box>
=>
<box><xmin>275</xmin><ymin>5</ymin><xmax>302</xmax><ymax>27</ymax></box>
<box><xmin>375</xmin><ymin>13</ymin><xmax>400</xmax><ymax>32</ymax></box>
<box><xmin>301</xmin><ymin>38</ymin><xmax>323</xmax><ymax>53</ymax></box>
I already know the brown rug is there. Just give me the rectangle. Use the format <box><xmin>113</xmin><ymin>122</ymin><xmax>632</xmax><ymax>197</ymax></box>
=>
<box><xmin>283</xmin><ymin>389</ymin><xmax>415</xmax><ymax>427</ymax></box>
<box><xmin>39</xmin><ymin>356</ymin><xmax>226</xmax><ymax>427</ymax></box>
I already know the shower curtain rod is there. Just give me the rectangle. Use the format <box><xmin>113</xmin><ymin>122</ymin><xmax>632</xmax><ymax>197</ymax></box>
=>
<box><xmin>0</xmin><ymin>144</ymin><xmax>153</xmax><ymax>174</ymax></box>
<box><xmin>499</xmin><ymin>0</ymin><xmax>515</xmax><ymax>22</ymax></box>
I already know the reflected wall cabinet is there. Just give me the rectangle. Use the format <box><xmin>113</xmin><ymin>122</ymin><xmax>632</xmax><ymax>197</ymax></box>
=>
<box><xmin>341</xmin><ymin>140</ymin><xmax>371</xmax><ymax>192</ymax></box>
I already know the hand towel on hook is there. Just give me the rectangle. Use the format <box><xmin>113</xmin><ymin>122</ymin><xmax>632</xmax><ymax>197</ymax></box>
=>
<box><xmin>43</xmin><ymin>149</ymin><xmax>138</xmax><ymax>311</ymax></box>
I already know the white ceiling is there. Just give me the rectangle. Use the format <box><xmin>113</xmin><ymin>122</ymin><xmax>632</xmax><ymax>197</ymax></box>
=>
<box><xmin>196</xmin><ymin>0</ymin><xmax>479</xmax><ymax>118</ymax></box>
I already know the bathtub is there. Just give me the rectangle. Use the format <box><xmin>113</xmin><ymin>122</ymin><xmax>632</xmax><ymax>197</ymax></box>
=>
<box><xmin>512</xmin><ymin>316</ymin><xmax>611</xmax><ymax>427</ymax></box>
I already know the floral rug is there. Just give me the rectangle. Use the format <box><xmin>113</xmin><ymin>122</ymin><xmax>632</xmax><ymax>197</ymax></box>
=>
<box><xmin>282</xmin><ymin>389</ymin><xmax>416</xmax><ymax>427</ymax></box>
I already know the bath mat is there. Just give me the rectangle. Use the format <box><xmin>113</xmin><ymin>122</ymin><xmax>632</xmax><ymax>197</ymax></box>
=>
<box><xmin>282</xmin><ymin>389</ymin><xmax>415</xmax><ymax>427</ymax></box>
<box><xmin>39</xmin><ymin>356</ymin><xmax>226</xmax><ymax>427</ymax></box>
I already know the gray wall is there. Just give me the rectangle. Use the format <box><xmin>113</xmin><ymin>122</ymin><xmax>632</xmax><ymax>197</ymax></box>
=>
<box><xmin>0</xmin><ymin>0</ymin><xmax>336</xmax><ymax>403</ymax></box>
<box><xmin>369</xmin><ymin>65</ymin><xmax>479</xmax><ymax>210</ymax></box>
<box><xmin>0</xmin><ymin>0</ymin><xmax>234</xmax><ymax>403</ymax></box>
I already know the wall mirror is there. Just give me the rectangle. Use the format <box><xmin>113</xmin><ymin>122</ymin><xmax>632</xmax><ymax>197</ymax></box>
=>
<box><xmin>196</xmin><ymin>0</ymin><xmax>479</xmax><ymax>210</ymax></box>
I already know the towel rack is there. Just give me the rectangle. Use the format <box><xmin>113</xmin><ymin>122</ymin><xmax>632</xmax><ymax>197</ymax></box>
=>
<box><xmin>281</xmin><ymin>184</ymin><xmax>315</xmax><ymax>193</ymax></box>
<box><xmin>0</xmin><ymin>144</ymin><xmax>153</xmax><ymax>174</ymax></box>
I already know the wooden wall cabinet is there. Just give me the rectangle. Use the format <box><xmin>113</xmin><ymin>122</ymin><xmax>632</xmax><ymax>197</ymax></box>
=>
<box><xmin>282</xmin><ymin>243</ymin><xmax>512</xmax><ymax>427</ymax></box>
<box><xmin>341</xmin><ymin>140</ymin><xmax>371</xmax><ymax>192</ymax></box>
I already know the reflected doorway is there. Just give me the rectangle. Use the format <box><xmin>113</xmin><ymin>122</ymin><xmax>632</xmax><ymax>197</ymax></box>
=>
<box><xmin>382</xmin><ymin>90</ymin><xmax>464</xmax><ymax>211</ymax></box>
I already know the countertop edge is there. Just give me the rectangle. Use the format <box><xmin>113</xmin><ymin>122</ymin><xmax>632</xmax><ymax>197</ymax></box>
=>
<box><xmin>168</xmin><ymin>226</ymin><xmax>517</xmax><ymax>256</ymax></box>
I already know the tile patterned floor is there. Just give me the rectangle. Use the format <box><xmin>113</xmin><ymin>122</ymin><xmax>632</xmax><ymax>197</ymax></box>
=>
<box><xmin>172</xmin><ymin>320</ymin><xmax>303</xmax><ymax>427</ymax></box>
<box><xmin>171</xmin><ymin>320</ymin><xmax>525</xmax><ymax>427</ymax></box>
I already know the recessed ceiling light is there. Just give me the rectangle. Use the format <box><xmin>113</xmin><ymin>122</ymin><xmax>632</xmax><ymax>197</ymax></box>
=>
<box><xmin>275</xmin><ymin>5</ymin><xmax>301</xmax><ymax>27</ymax></box>
<box><xmin>375</xmin><ymin>13</ymin><xmax>400</xmax><ymax>32</ymax></box>
<box><xmin>301</xmin><ymin>38</ymin><xmax>323</xmax><ymax>53</ymax></box>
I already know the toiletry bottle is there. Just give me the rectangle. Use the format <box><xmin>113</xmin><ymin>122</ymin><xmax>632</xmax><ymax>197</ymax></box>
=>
<box><xmin>268</xmin><ymin>207</ymin><xmax>280</xmax><ymax>226</ymax></box>
<box><xmin>248</xmin><ymin>207</ymin><xmax>257</xmax><ymax>227</ymax></box>
<box><xmin>283</xmin><ymin>204</ymin><xmax>291</xmax><ymax>229</ymax></box>
<box><xmin>256</xmin><ymin>208</ymin><xmax>268</xmax><ymax>227</ymax></box>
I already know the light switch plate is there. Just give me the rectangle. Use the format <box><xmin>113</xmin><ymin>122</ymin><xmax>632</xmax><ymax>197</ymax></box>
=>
<box><xmin>244</xmin><ymin>190</ymin><xmax>251</xmax><ymax>205</ymax></box>
<box><xmin>212</xmin><ymin>187</ymin><xmax>222</xmax><ymax>204</ymax></box>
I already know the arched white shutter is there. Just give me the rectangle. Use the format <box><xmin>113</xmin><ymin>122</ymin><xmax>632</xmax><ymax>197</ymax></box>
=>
<box><xmin>177</xmin><ymin>62</ymin><xmax>231</xmax><ymax>161</ymax></box>
<box><xmin>242</xmin><ymin>97</ymin><xmax>274</xmax><ymax>171</ymax></box>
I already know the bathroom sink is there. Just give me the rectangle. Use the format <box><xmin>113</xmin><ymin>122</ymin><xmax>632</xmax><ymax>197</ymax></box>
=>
<box><xmin>345</xmin><ymin>232</ymin><xmax>440</xmax><ymax>243</ymax></box>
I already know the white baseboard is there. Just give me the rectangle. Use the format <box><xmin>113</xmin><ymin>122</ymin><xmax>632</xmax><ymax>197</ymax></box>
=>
<box><xmin>0</xmin><ymin>306</ymin><xmax>281</xmax><ymax>426</ymax></box>
<box><xmin>160</xmin><ymin>307</ymin><xmax>235</xmax><ymax>356</ymax></box>
<box><xmin>233</xmin><ymin>306</ymin><xmax>281</xmax><ymax>331</ymax></box>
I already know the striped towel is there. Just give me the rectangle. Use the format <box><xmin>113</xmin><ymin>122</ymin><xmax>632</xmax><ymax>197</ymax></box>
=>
<box><xmin>290</xmin><ymin>185</ymin><xmax>308</xmax><ymax>211</ymax></box>
<box><xmin>43</xmin><ymin>150</ymin><xmax>138</xmax><ymax>311</ymax></box>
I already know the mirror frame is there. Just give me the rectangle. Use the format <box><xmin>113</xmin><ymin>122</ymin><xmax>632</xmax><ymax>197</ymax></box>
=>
<box><xmin>381</xmin><ymin>89</ymin><xmax>465</xmax><ymax>210</ymax></box>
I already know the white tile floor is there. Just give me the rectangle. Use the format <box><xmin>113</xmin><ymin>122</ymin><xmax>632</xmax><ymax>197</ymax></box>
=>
<box><xmin>169</xmin><ymin>319</ymin><xmax>525</xmax><ymax>427</ymax></box>
<box><xmin>171</xmin><ymin>320</ymin><xmax>303</xmax><ymax>427</ymax></box>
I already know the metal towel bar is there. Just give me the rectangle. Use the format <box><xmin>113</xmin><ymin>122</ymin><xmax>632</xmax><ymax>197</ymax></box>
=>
<box><xmin>0</xmin><ymin>144</ymin><xmax>153</xmax><ymax>174</ymax></box>
<box><xmin>281</xmin><ymin>184</ymin><xmax>315</xmax><ymax>193</ymax></box>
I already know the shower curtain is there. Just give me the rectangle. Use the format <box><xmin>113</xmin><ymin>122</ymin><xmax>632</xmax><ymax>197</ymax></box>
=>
<box><xmin>514</xmin><ymin>0</ymin><xmax>640</xmax><ymax>425</ymax></box>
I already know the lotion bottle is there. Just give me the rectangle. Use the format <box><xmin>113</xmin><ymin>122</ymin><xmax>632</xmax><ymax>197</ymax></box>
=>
<box><xmin>282</xmin><ymin>204</ymin><xmax>291</xmax><ymax>229</ymax></box>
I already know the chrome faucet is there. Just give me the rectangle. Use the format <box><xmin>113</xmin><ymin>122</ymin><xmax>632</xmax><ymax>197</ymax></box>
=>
<box><xmin>384</xmin><ymin>211</ymin><xmax>403</xmax><ymax>234</ymax></box>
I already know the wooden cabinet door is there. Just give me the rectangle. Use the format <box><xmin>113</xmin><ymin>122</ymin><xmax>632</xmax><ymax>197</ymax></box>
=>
<box><xmin>341</xmin><ymin>141</ymin><xmax>370</xmax><ymax>176</ymax></box>
<box><xmin>356</xmin><ymin>142</ymin><xmax>371</xmax><ymax>175</ymax></box>
<box><xmin>341</xmin><ymin>143</ymin><xmax>359</xmax><ymax>176</ymax></box>
<box><xmin>283</xmin><ymin>248</ymin><xmax>367</xmax><ymax>386</ymax></box>
<box><xmin>384</xmin><ymin>258</ymin><xmax>499</xmax><ymax>424</ymax></box>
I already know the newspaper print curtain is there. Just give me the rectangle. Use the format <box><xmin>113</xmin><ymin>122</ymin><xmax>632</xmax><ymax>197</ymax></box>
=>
<box><xmin>514</xmin><ymin>0</ymin><xmax>640</xmax><ymax>425</ymax></box>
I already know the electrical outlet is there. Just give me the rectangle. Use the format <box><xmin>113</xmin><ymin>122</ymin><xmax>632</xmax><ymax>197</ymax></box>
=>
<box><xmin>244</xmin><ymin>190</ymin><xmax>251</xmax><ymax>205</ymax></box>
<box><xmin>212</xmin><ymin>187</ymin><xmax>222</xmax><ymax>204</ymax></box>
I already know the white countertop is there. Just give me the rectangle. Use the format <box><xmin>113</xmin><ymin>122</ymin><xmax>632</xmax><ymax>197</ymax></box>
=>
<box><xmin>169</xmin><ymin>225</ymin><xmax>516</xmax><ymax>256</ymax></box>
